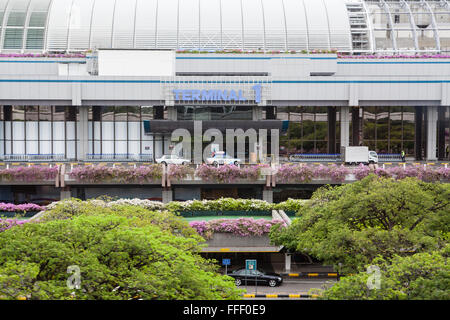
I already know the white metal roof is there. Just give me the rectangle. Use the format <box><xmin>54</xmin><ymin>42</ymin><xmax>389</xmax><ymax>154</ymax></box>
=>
<box><xmin>0</xmin><ymin>0</ymin><xmax>449</xmax><ymax>54</ymax></box>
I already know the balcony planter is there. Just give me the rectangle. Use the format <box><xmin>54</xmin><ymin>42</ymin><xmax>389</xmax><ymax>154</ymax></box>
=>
<box><xmin>0</xmin><ymin>211</ymin><xmax>38</xmax><ymax>218</ymax></box>
<box><xmin>204</xmin><ymin>233</ymin><xmax>278</xmax><ymax>248</ymax></box>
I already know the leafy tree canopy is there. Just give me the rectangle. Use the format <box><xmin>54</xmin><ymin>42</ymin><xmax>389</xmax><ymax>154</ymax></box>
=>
<box><xmin>314</xmin><ymin>247</ymin><xmax>449</xmax><ymax>300</ymax></box>
<box><xmin>0</xmin><ymin>214</ymin><xmax>242</xmax><ymax>300</ymax></box>
<box><xmin>270</xmin><ymin>176</ymin><xmax>450</xmax><ymax>273</ymax></box>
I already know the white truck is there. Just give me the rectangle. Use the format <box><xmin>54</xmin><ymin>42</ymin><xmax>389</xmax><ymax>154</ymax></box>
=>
<box><xmin>341</xmin><ymin>146</ymin><xmax>378</xmax><ymax>165</ymax></box>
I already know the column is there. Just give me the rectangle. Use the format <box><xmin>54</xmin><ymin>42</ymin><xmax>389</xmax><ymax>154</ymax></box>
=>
<box><xmin>253</xmin><ymin>105</ymin><xmax>263</xmax><ymax>121</ymax></box>
<box><xmin>415</xmin><ymin>106</ymin><xmax>423</xmax><ymax>161</ymax></box>
<box><xmin>327</xmin><ymin>107</ymin><xmax>336</xmax><ymax>154</ymax></box>
<box><xmin>60</xmin><ymin>187</ymin><xmax>72</xmax><ymax>200</ymax></box>
<box><xmin>340</xmin><ymin>106</ymin><xmax>350</xmax><ymax>148</ymax></box>
<box><xmin>426</xmin><ymin>106</ymin><xmax>438</xmax><ymax>161</ymax></box>
<box><xmin>438</xmin><ymin>107</ymin><xmax>446</xmax><ymax>160</ymax></box>
<box><xmin>352</xmin><ymin>107</ymin><xmax>361</xmax><ymax>146</ymax></box>
<box><xmin>262</xmin><ymin>187</ymin><xmax>273</xmax><ymax>203</ymax></box>
<box><xmin>285</xmin><ymin>253</ymin><xmax>292</xmax><ymax>273</ymax></box>
<box><xmin>77</xmin><ymin>106</ymin><xmax>89</xmax><ymax>161</ymax></box>
<box><xmin>162</xmin><ymin>188</ymin><xmax>173</xmax><ymax>204</ymax></box>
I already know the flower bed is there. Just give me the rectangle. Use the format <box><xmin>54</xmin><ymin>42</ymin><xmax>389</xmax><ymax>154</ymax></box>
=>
<box><xmin>0</xmin><ymin>166</ymin><xmax>58</xmax><ymax>182</ymax></box>
<box><xmin>189</xmin><ymin>218</ymin><xmax>287</xmax><ymax>239</ymax></box>
<box><xmin>0</xmin><ymin>203</ymin><xmax>45</xmax><ymax>212</ymax></box>
<box><xmin>195</xmin><ymin>164</ymin><xmax>267</xmax><ymax>183</ymax></box>
<box><xmin>352</xmin><ymin>164</ymin><xmax>449</xmax><ymax>182</ymax></box>
<box><xmin>0</xmin><ymin>53</ymin><xmax>86</xmax><ymax>58</ymax></box>
<box><xmin>69</xmin><ymin>165</ymin><xmax>162</xmax><ymax>184</ymax></box>
<box><xmin>167</xmin><ymin>165</ymin><xmax>195</xmax><ymax>180</ymax></box>
<box><xmin>0</xmin><ymin>219</ymin><xmax>28</xmax><ymax>233</ymax></box>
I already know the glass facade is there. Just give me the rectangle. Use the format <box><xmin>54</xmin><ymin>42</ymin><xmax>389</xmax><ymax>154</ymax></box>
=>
<box><xmin>176</xmin><ymin>106</ymin><xmax>253</xmax><ymax>121</ymax></box>
<box><xmin>361</xmin><ymin>106</ymin><xmax>415</xmax><ymax>155</ymax></box>
<box><xmin>89</xmin><ymin>106</ymin><xmax>163</xmax><ymax>158</ymax></box>
<box><xmin>277</xmin><ymin>106</ymin><xmax>336</xmax><ymax>155</ymax></box>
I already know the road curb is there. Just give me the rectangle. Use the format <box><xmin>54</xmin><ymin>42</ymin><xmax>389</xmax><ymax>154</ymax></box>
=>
<box><xmin>243</xmin><ymin>293</ymin><xmax>320</xmax><ymax>299</ymax></box>
<box><xmin>281</xmin><ymin>272</ymin><xmax>339</xmax><ymax>278</ymax></box>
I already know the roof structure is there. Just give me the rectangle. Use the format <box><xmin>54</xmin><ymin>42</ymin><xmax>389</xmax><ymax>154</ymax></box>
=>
<box><xmin>0</xmin><ymin>0</ymin><xmax>449</xmax><ymax>54</ymax></box>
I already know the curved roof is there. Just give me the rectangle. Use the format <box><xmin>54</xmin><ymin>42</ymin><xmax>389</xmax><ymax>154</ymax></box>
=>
<box><xmin>0</xmin><ymin>0</ymin><xmax>449</xmax><ymax>54</ymax></box>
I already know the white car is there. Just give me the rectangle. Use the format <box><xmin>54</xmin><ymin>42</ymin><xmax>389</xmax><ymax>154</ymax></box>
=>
<box><xmin>155</xmin><ymin>155</ymin><xmax>191</xmax><ymax>165</ymax></box>
<box><xmin>205</xmin><ymin>153</ymin><xmax>241</xmax><ymax>166</ymax></box>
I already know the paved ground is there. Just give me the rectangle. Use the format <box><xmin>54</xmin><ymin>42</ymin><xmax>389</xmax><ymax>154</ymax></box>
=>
<box><xmin>240</xmin><ymin>278</ymin><xmax>336</xmax><ymax>296</ymax></box>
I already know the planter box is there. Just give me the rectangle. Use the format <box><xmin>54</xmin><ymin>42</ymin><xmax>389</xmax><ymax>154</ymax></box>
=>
<box><xmin>179</xmin><ymin>210</ymin><xmax>297</xmax><ymax>217</ymax></box>
<box><xmin>0</xmin><ymin>211</ymin><xmax>38</xmax><ymax>218</ymax></box>
<box><xmin>205</xmin><ymin>233</ymin><xmax>278</xmax><ymax>248</ymax></box>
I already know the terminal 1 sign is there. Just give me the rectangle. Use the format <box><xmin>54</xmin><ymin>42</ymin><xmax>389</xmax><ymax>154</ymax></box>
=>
<box><xmin>173</xmin><ymin>84</ymin><xmax>262</xmax><ymax>104</ymax></box>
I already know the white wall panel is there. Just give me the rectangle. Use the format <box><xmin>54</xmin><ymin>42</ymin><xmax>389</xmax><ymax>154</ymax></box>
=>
<box><xmin>53</xmin><ymin>140</ymin><xmax>64</xmax><ymax>154</ymax></box>
<box><xmin>134</xmin><ymin>0</ymin><xmax>157</xmax><ymax>49</ymax></box>
<box><xmin>26</xmin><ymin>121</ymin><xmax>38</xmax><ymax>140</ymax></box>
<box><xmin>46</xmin><ymin>0</ymin><xmax>72</xmax><ymax>50</ymax></box>
<box><xmin>262</xmin><ymin>0</ymin><xmax>286</xmax><ymax>51</ymax></box>
<box><xmin>323</xmin><ymin>0</ymin><xmax>351</xmax><ymax>51</ymax></box>
<box><xmin>283</xmin><ymin>0</ymin><xmax>308</xmax><ymax>50</ymax></box>
<box><xmin>242</xmin><ymin>0</ymin><xmax>264</xmax><ymax>50</ymax></box>
<box><xmin>178</xmin><ymin>0</ymin><xmax>199</xmax><ymax>50</ymax></box>
<box><xmin>221</xmin><ymin>0</ymin><xmax>242</xmax><ymax>50</ymax></box>
<box><xmin>303</xmin><ymin>0</ymin><xmax>329</xmax><ymax>50</ymax></box>
<box><xmin>112</xmin><ymin>0</ymin><xmax>136</xmax><ymax>49</ymax></box>
<box><xmin>90</xmin><ymin>0</ymin><xmax>115</xmax><ymax>49</ymax></box>
<box><xmin>102</xmin><ymin>121</ymin><xmax>113</xmax><ymax>140</ymax></box>
<box><xmin>199</xmin><ymin>0</ymin><xmax>221</xmax><ymax>50</ymax></box>
<box><xmin>68</xmin><ymin>0</ymin><xmax>95</xmax><ymax>50</ymax></box>
<box><xmin>13</xmin><ymin>121</ymin><xmax>24</xmax><ymax>140</ymax></box>
<box><xmin>66</xmin><ymin>121</ymin><xmax>76</xmax><ymax>140</ymax></box>
<box><xmin>156</xmin><ymin>0</ymin><xmax>178</xmax><ymax>49</ymax></box>
<box><xmin>39</xmin><ymin>140</ymin><xmax>51</xmax><ymax>154</ymax></box>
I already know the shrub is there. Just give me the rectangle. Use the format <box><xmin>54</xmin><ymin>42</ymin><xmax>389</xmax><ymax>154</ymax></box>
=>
<box><xmin>189</xmin><ymin>218</ymin><xmax>287</xmax><ymax>239</ymax></box>
<box><xmin>69</xmin><ymin>165</ymin><xmax>162</xmax><ymax>183</ymax></box>
<box><xmin>0</xmin><ymin>166</ymin><xmax>58</xmax><ymax>182</ymax></box>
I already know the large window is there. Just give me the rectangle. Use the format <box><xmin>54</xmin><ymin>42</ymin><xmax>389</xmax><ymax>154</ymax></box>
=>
<box><xmin>88</xmin><ymin>106</ymin><xmax>158</xmax><ymax>158</ymax></box>
<box><xmin>277</xmin><ymin>106</ymin><xmax>334</xmax><ymax>154</ymax></box>
<box><xmin>1</xmin><ymin>106</ymin><xmax>78</xmax><ymax>159</ymax></box>
<box><xmin>362</xmin><ymin>106</ymin><xmax>415</xmax><ymax>155</ymax></box>
<box><xmin>177</xmin><ymin>106</ymin><xmax>253</xmax><ymax>121</ymax></box>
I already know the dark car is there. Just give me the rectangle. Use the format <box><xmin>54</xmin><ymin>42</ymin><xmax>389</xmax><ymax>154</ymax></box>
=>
<box><xmin>227</xmin><ymin>268</ymin><xmax>283</xmax><ymax>287</ymax></box>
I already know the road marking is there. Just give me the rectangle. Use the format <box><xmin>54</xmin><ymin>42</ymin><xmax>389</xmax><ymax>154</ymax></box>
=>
<box><xmin>266</xmin><ymin>294</ymin><xmax>278</xmax><ymax>298</ymax></box>
<box><xmin>243</xmin><ymin>294</ymin><xmax>255</xmax><ymax>298</ymax></box>
<box><xmin>307</xmin><ymin>273</ymin><xmax>319</xmax><ymax>277</ymax></box>
<box><xmin>328</xmin><ymin>273</ymin><xmax>338</xmax><ymax>277</ymax></box>
<box><xmin>288</xmin><ymin>273</ymin><xmax>299</xmax><ymax>277</ymax></box>
<box><xmin>219</xmin><ymin>248</ymin><xmax>230</xmax><ymax>252</ymax></box>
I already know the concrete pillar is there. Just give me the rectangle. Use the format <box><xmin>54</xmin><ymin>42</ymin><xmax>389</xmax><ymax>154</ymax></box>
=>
<box><xmin>426</xmin><ymin>106</ymin><xmax>438</xmax><ymax>161</ymax></box>
<box><xmin>415</xmin><ymin>106</ymin><xmax>424</xmax><ymax>161</ymax></box>
<box><xmin>438</xmin><ymin>107</ymin><xmax>446</xmax><ymax>160</ymax></box>
<box><xmin>340</xmin><ymin>106</ymin><xmax>350</xmax><ymax>148</ymax></box>
<box><xmin>262</xmin><ymin>187</ymin><xmax>273</xmax><ymax>203</ymax></box>
<box><xmin>162</xmin><ymin>188</ymin><xmax>173</xmax><ymax>204</ymax></box>
<box><xmin>60</xmin><ymin>187</ymin><xmax>72</xmax><ymax>200</ymax></box>
<box><xmin>285</xmin><ymin>253</ymin><xmax>292</xmax><ymax>273</ymax></box>
<box><xmin>351</xmin><ymin>107</ymin><xmax>361</xmax><ymax>146</ymax></box>
<box><xmin>77</xmin><ymin>106</ymin><xmax>89</xmax><ymax>161</ymax></box>
<box><xmin>252</xmin><ymin>106</ymin><xmax>263</xmax><ymax>121</ymax></box>
<box><xmin>327</xmin><ymin>107</ymin><xmax>336</xmax><ymax>154</ymax></box>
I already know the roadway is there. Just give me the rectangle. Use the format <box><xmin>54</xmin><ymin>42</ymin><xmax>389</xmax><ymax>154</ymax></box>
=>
<box><xmin>241</xmin><ymin>278</ymin><xmax>336</xmax><ymax>300</ymax></box>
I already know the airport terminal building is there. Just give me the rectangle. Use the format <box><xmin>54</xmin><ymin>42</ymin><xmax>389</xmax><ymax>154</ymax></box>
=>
<box><xmin>0</xmin><ymin>0</ymin><xmax>450</xmax><ymax>164</ymax></box>
<box><xmin>0</xmin><ymin>0</ymin><xmax>450</xmax><ymax>204</ymax></box>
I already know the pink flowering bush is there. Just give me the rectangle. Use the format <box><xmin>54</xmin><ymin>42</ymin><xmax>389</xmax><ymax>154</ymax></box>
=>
<box><xmin>338</xmin><ymin>54</ymin><xmax>450</xmax><ymax>59</ymax></box>
<box><xmin>0</xmin><ymin>166</ymin><xmax>58</xmax><ymax>182</ymax></box>
<box><xmin>168</xmin><ymin>165</ymin><xmax>195</xmax><ymax>181</ymax></box>
<box><xmin>69</xmin><ymin>165</ymin><xmax>162</xmax><ymax>183</ymax></box>
<box><xmin>0</xmin><ymin>203</ymin><xmax>45</xmax><ymax>212</ymax></box>
<box><xmin>276</xmin><ymin>164</ymin><xmax>314</xmax><ymax>183</ymax></box>
<box><xmin>195</xmin><ymin>164</ymin><xmax>267</xmax><ymax>183</ymax></box>
<box><xmin>0</xmin><ymin>53</ymin><xmax>86</xmax><ymax>58</ymax></box>
<box><xmin>351</xmin><ymin>164</ymin><xmax>449</xmax><ymax>182</ymax></box>
<box><xmin>189</xmin><ymin>218</ymin><xmax>287</xmax><ymax>240</ymax></box>
<box><xmin>0</xmin><ymin>219</ymin><xmax>28</xmax><ymax>233</ymax></box>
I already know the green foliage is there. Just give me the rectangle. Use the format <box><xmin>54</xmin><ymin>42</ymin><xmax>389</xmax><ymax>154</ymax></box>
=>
<box><xmin>0</xmin><ymin>215</ymin><xmax>243</xmax><ymax>300</ymax></box>
<box><xmin>317</xmin><ymin>248</ymin><xmax>449</xmax><ymax>300</ymax></box>
<box><xmin>40</xmin><ymin>198</ymin><xmax>198</xmax><ymax>239</ymax></box>
<box><xmin>270</xmin><ymin>176</ymin><xmax>450</xmax><ymax>274</ymax></box>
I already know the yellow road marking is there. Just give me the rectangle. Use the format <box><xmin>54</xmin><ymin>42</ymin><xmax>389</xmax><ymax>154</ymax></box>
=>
<box><xmin>266</xmin><ymin>294</ymin><xmax>278</xmax><ymax>298</ymax></box>
<box><xmin>289</xmin><ymin>273</ymin><xmax>299</xmax><ymax>277</ymax></box>
<box><xmin>308</xmin><ymin>273</ymin><xmax>319</xmax><ymax>277</ymax></box>
<box><xmin>243</xmin><ymin>294</ymin><xmax>255</xmax><ymax>298</ymax></box>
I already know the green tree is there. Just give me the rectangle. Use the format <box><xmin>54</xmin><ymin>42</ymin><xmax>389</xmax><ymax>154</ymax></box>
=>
<box><xmin>315</xmin><ymin>248</ymin><xmax>449</xmax><ymax>300</ymax></box>
<box><xmin>0</xmin><ymin>215</ymin><xmax>243</xmax><ymax>300</ymax></box>
<box><xmin>270</xmin><ymin>176</ymin><xmax>450</xmax><ymax>274</ymax></box>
